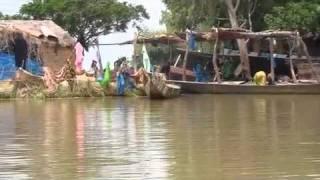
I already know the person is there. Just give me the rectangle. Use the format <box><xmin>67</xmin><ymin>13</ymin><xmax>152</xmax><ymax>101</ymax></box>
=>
<box><xmin>267</xmin><ymin>73</ymin><xmax>276</xmax><ymax>85</ymax></box>
<box><xmin>160</xmin><ymin>61</ymin><xmax>171</xmax><ymax>79</ymax></box>
<box><xmin>86</xmin><ymin>60</ymin><xmax>99</xmax><ymax>78</ymax></box>
<box><xmin>193</xmin><ymin>64</ymin><xmax>203</xmax><ymax>82</ymax></box>
<box><xmin>253</xmin><ymin>71</ymin><xmax>267</xmax><ymax>86</ymax></box>
<box><xmin>13</xmin><ymin>32</ymin><xmax>28</xmax><ymax>70</ymax></box>
<box><xmin>186</xmin><ymin>25</ymin><xmax>196</xmax><ymax>50</ymax></box>
<box><xmin>116</xmin><ymin>63</ymin><xmax>126</xmax><ymax>95</ymax></box>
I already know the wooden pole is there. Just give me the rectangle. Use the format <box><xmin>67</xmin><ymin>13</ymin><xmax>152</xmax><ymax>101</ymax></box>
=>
<box><xmin>182</xmin><ymin>32</ymin><xmax>189</xmax><ymax>81</ymax></box>
<box><xmin>96</xmin><ymin>39</ymin><xmax>104</xmax><ymax>76</ymax></box>
<box><xmin>133</xmin><ymin>32</ymin><xmax>138</xmax><ymax>72</ymax></box>
<box><xmin>288</xmin><ymin>40</ymin><xmax>297</xmax><ymax>83</ymax></box>
<box><xmin>212</xmin><ymin>28</ymin><xmax>221</xmax><ymax>83</ymax></box>
<box><xmin>269</xmin><ymin>38</ymin><xmax>275</xmax><ymax>83</ymax></box>
<box><xmin>298</xmin><ymin>37</ymin><xmax>320</xmax><ymax>82</ymax></box>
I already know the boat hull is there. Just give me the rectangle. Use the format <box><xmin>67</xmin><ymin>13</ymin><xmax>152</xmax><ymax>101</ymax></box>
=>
<box><xmin>168</xmin><ymin>80</ymin><xmax>320</xmax><ymax>94</ymax></box>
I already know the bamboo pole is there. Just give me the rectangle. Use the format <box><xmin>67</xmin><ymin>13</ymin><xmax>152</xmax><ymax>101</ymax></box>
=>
<box><xmin>288</xmin><ymin>40</ymin><xmax>297</xmax><ymax>83</ymax></box>
<box><xmin>133</xmin><ymin>32</ymin><xmax>138</xmax><ymax>72</ymax></box>
<box><xmin>182</xmin><ymin>32</ymin><xmax>189</xmax><ymax>81</ymax></box>
<box><xmin>95</xmin><ymin>39</ymin><xmax>104</xmax><ymax>77</ymax></box>
<box><xmin>298</xmin><ymin>37</ymin><xmax>320</xmax><ymax>83</ymax></box>
<box><xmin>212</xmin><ymin>28</ymin><xmax>221</xmax><ymax>83</ymax></box>
<box><xmin>269</xmin><ymin>38</ymin><xmax>275</xmax><ymax>83</ymax></box>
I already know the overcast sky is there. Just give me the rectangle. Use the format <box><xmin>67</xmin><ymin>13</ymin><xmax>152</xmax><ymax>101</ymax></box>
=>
<box><xmin>0</xmin><ymin>0</ymin><xmax>167</xmax><ymax>69</ymax></box>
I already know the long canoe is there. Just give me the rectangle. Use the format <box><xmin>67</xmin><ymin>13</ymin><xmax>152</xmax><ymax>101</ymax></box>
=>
<box><xmin>167</xmin><ymin>80</ymin><xmax>320</xmax><ymax>94</ymax></box>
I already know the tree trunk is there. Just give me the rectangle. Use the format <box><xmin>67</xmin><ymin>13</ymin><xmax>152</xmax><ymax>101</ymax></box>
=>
<box><xmin>212</xmin><ymin>29</ymin><xmax>221</xmax><ymax>83</ymax></box>
<box><xmin>269</xmin><ymin>38</ymin><xmax>275</xmax><ymax>83</ymax></box>
<box><xmin>299</xmin><ymin>38</ymin><xmax>320</xmax><ymax>82</ymax></box>
<box><xmin>288</xmin><ymin>41</ymin><xmax>297</xmax><ymax>83</ymax></box>
<box><xmin>182</xmin><ymin>32</ymin><xmax>189</xmax><ymax>81</ymax></box>
<box><xmin>225</xmin><ymin>0</ymin><xmax>252</xmax><ymax>80</ymax></box>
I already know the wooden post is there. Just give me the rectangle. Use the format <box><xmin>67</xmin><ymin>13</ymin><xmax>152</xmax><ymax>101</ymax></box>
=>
<box><xmin>96</xmin><ymin>39</ymin><xmax>104</xmax><ymax>76</ymax></box>
<box><xmin>288</xmin><ymin>40</ymin><xmax>297</xmax><ymax>83</ymax></box>
<box><xmin>212</xmin><ymin>28</ymin><xmax>221</xmax><ymax>83</ymax></box>
<box><xmin>269</xmin><ymin>38</ymin><xmax>275</xmax><ymax>83</ymax></box>
<box><xmin>133</xmin><ymin>32</ymin><xmax>138</xmax><ymax>72</ymax></box>
<box><xmin>298</xmin><ymin>37</ymin><xmax>320</xmax><ymax>82</ymax></box>
<box><xmin>182</xmin><ymin>32</ymin><xmax>189</xmax><ymax>81</ymax></box>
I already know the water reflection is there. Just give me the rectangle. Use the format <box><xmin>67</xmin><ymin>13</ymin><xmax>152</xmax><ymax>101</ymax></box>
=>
<box><xmin>0</xmin><ymin>95</ymin><xmax>320</xmax><ymax>179</ymax></box>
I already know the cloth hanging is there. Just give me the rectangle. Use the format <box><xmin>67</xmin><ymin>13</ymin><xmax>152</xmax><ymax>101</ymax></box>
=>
<box><xmin>142</xmin><ymin>44</ymin><xmax>152</xmax><ymax>72</ymax></box>
<box><xmin>99</xmin><ymin>63</ymin><xmax>111</xmax><ymax>87</ymax></box>
<box><xmin>74</xmin><ymin>42</ymin><xmax>84</xmax><ymax>72</ymax></box>
<box><xmin>117</xmin><ymin>73</ymin><xmax>125</xmax><ymax>95</ymax></box>
<box><xmin>13</xmin><ymin>36</ymin><xmax>28</xmax><ymax>69</ymax></box>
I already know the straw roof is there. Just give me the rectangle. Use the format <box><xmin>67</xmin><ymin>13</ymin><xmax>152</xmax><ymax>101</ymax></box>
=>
<box><xmin>0</xmin><ymin>20</ymin><xmax>75</xmax><ymax>47</ymax></box>
<box><xmin>177</xmin><ymin>28</ymin><xmax>298</xmax><ymax>41</ymax></box>
<box><xmin>107</xmin><ymin>34</ymin><xmax>185</xmax><ymax>46</ymax></box>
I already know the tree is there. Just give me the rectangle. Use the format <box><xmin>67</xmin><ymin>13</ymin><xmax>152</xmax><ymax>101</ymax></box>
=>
<box><xmin>162</xmin><ymin>0</ymin><xmax>257</xmax><ymax>79</ymax></box>
<box><xmin>19</xmin><ymin>0</ymin><xmax>149</xmax><ymax>49</ymax></box>
<box><xmin>265</xmin><ymin>1</ymin><xmax>320</xmax><ymax>32</ymax></box>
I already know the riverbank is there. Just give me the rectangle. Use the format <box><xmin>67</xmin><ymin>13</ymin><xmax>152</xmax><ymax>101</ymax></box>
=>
<box><xmin>0</xmin><ymin>78</ymin><xmax>146</xmax><ymax>99</ymax></box>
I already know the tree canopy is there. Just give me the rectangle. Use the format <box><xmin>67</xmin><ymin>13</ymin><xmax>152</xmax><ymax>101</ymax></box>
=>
<box><xmin>9</xmin><ymin>0</ymin><xmax>149</xmax><ymax>49</ymax></box>
<box><xmin>265</xmin><ymin>1</ymin><xmax>320</xmax><ymax>32</ymax></box>
<box><xmin>161</xmin><ymin>0</ymin><xmax>320</xmax><ymax>33</ymax></box>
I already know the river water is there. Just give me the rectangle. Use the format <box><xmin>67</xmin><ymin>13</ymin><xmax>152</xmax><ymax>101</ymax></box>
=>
<box><xmin>0</xmin><ymin>95</ymin><xmax>320</xmax><ymax>180</ymax></box>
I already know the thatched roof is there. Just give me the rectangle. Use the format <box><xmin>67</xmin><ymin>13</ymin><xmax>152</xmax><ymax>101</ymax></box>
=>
<box><xmin>99</xmin><ymin>34</ymin><xmax>185</xmax><ymax>46</ymax></box>
<box><xmin>177</xmin><ymin>28</ymin><xmax>298</xmax><ymax>41</ymax></box>
<box><xmin>0</xmin><ymin>20</ymin><xmax>75</xmax><ymax>47</ymax></box>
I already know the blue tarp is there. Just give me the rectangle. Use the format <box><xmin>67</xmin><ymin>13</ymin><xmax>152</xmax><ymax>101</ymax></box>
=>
<box><xmin>0</xmin><ymin>52</ymin><xmax>43</xmax><ymax>80</ymax></box>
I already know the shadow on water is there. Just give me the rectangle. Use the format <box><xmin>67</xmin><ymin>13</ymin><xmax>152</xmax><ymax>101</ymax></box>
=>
<box><xmin>0</xmin><ymin>95</ymin><xmax>320</xmax><ymax>179</ymax></box>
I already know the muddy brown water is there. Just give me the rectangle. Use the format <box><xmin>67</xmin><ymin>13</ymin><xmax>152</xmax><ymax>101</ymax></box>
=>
<box><xmin>0</xmin><ymin>95</ymin><xmax>320</xmax><ymax>179</ymax></box>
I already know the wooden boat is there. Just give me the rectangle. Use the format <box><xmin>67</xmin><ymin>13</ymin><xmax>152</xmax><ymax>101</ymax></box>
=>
<box><xmin>168</xmin><ymin>80</ymin><xmax>320</xmax><ymax>94</ymax></box>
<box><xmin>145</xmin><ymin>73</ymin><xmax>181</xmax><ymax>99</ymax></box>
<box><xmin>15</xmin><ymin>68</ymin><xmax>44</xmax><ymax>86</ymax></box>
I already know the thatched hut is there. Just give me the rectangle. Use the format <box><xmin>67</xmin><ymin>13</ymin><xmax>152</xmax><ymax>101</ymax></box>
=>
<box><xmin>0</xmin><ymin>20</ymin><xmax>75</xmax><ymax>73</ymax></box>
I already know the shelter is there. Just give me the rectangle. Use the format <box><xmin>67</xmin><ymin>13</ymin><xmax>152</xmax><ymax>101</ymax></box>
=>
<box><xmin>0</xmin><ymin>20</ymin><xmax>75</xmax><ymax>74</ymax></box>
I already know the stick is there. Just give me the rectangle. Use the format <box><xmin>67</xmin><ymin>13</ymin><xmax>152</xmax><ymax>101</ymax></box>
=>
<box><xmin>212</xmin><ymin>28</ymin><xmax>221</xmax><ymax>83</ymax></box>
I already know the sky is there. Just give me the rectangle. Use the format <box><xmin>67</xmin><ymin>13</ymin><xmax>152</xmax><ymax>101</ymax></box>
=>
<box><xmin>0</xmin><ymin>0</ymin><xmax>167</xmax><ymax>69</ymax></box>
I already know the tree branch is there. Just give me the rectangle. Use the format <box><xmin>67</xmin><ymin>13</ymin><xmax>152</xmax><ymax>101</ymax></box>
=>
<box><xmin>235</xmin><ymin>0</ymin><xmax>241</xmax><ymax>11</ymax></box>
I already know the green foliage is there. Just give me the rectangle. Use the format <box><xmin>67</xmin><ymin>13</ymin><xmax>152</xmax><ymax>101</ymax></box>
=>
<box><xmin>265</xmin><ymin>1</ymin><xmax>320</xmax><ymax>32</ymax></box>
<box><xmin>161</xmin><ymin>0</ymin><xmax>219</xmax><ymax>32</ymax></box>
<box><xmin>162</xmin><ymin>0</ymin><xmax>320</xmax><ymax>33</ymax></box>
<box><xmin>0</xmin><ymin>12</ymin><xmax>28</xmax><ymax>20</ymax></box>
<box><xmin>18</xmin><ymin>0</ymin><xmax>149</xmax><ymax>49</ymax></box>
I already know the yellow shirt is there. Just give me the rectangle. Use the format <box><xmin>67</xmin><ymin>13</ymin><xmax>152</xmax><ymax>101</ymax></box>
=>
<box><xmin>253</xmin><ymin>71</ymin><xmax>267</xmax><ymax>86</ymax></box>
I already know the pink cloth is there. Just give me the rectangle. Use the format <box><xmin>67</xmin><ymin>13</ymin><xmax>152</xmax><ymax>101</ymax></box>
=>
<box><xmin>74</xmin><ymin>42</ymin><xmax>84</xmax><ymax>72</ymax></box>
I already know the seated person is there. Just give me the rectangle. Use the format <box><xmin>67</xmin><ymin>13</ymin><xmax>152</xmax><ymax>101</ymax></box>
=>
<box><xmin>160</xmin><ymin>62</ymin><xmax>171</xmax><ymax>79</ymax></box>
<box><xmin>253</xmin><ymin>71</ymin><xmax>267</xmax><ymax>86</ymax></box>
<box><xmin>86</xmin><ymin>60</ymin><xmax>99</xmax><ymax>78</ymax></box>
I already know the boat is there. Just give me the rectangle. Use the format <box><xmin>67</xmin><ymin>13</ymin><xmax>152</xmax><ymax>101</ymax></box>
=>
<box><xmin>145</xmin><ymin>73</ymin><xmax>181</xmax><ymax>99</ymax></box>
<box><xmin>15</xmin><ymin>68</ymin><xmax>44</xmax><ymax>86</ymax></box>
<box><xmin>168</xmin><ymin>80</ymin><xmax>320</xmax><ymax>94</ymax></box>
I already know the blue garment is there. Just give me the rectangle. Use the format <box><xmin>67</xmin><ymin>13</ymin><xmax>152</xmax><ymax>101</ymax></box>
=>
<box><xmin>117</xmin><ymin>73</ymin><xmax>125</xmax><ymax>95</ymax></box>
<box><xmin>193</xmin><ymin>64</ymin><xmax>203</xmax><ymax>82</ymax></box>
<box><xmin>188</xmin><ymin>34</ymin><xmax>196</xmax><ymax>50</ymax></box>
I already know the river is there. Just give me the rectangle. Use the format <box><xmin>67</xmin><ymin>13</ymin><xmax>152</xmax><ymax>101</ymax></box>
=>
<box><xmin>0</xmin><ymin>95</ymin><xmax>320</xmax><ymax>179</ymax></box>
